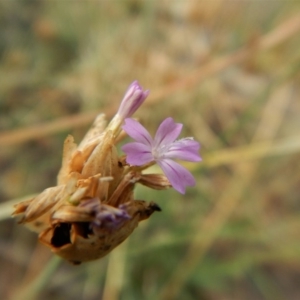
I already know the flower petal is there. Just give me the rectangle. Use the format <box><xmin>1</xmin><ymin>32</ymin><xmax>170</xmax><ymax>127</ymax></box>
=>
<box><xmin>122</xmin><ymin>142</ymin><xmax>154</xmax><ymax>165</ymax></box>
<box><xmin>154</xmin><ymin>118</ymin><xmax>182</xmax><ymax>148</ymax></box>
<box><xmin>157</xmin><ymin>159</ymin><xmax>196</xmax><ymax>194</ymax></box>
<box><xmin>117</xmin><ymin>81</ymin><xmax>149</xmax><ymax>119</ymax></box>
<box><xmin>165</xmin><ymin>138</ymin><xmax>201</xmax><ymax>162</ymax></box>
<box><xmin>122</xmin><ymin>118</ymin><xmax>153</xmax><ymax>146</ymax></box>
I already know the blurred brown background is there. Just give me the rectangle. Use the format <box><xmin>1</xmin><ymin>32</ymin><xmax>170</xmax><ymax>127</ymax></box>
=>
<box><xmin>1</xmin><ymin>1</ymin><xmax>300</xmax><ymax>300</ymax></box>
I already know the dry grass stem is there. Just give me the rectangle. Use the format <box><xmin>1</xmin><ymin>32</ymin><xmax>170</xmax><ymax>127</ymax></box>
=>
<box><xmin>1</xmin><ymin>13</ymin><xmax>300</xmax><ymax>148</ymax></box>
<box><xmin>102</xmin><ymin>240</ymin><xmax>128</xmax><ymax>300</ymax></box>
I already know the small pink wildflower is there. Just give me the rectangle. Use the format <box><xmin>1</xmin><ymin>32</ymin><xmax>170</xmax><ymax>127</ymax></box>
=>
<box><xmin>122</xmin><ymin>117</ymin><xmax>201</xmax><ymax>194</ymax></box>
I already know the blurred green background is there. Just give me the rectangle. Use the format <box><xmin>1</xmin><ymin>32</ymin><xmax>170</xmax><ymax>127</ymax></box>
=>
<box><xmin>1</xmin><ymin>1</ymin><xmax>300</xmax><ymax>299</ymax></box>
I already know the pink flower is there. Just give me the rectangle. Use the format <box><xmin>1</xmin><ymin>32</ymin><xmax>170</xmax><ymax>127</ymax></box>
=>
<box><xmin>117</xmin><ymin>81</ymin><xmax>149</xmax><ymax>119</ymax></box>
<box><xmin>122</xmin><ymin>118</ymin><xmax>201</xmax><ymax>194</ymax></box>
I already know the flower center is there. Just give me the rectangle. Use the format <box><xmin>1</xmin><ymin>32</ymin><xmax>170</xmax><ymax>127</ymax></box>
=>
<box><xmin>152</xmin><ymin>148</ymin><xmax>159</xmax><ymax>159</ymax></box>
<box><xmin>152</xmin><ymin>144</ymin><xmax>168</xmax><ymax>159</ymax></box>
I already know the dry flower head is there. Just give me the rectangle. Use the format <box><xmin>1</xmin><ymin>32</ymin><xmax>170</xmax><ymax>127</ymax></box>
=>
<box><xmin>12</xmin><ymin>81</ymin><xmax>200</xmax><ymax>264</ymax></box>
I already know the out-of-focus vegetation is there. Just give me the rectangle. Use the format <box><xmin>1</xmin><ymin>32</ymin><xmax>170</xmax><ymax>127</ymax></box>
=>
<box><xmin>1</xmin><ymin>1</ymin><xmax>300</xmax><ymax>299</ymax></box>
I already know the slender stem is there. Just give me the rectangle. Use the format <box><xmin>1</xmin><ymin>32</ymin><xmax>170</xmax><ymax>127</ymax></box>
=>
<box><xmin>123</xmin><ymin>161</ymin><xmax>156</xmax><ymax>176</ymax></box>
<box><xmin>13</xmin><ymin>256</ymin><xmax>62</xmax><ymax>300</ymax></box>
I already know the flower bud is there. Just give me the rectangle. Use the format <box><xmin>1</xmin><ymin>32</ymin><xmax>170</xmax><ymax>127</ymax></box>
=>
<box><xmin>117</xmin><ymin>80</ymin><xmax>149</xmax><ymax>119</ymax></box>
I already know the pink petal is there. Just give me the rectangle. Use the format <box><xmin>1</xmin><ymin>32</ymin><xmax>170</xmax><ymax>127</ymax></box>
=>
<box><xmin>157</xmin><ymin>159</ymin><xmax>196</xmax><ymax>194</ymax></box>
<box><xmin>166</xmin><ymin>139</ymin><xmax>201</xmax><ymax>162</ymax></box>
<box><xmin>117</xmin><ymin>81</ymin><xmax>149</xmax><ymax>119</ymax></box>
<box><xmin>154</xmin><ymin>118</ymin><xmax>183</xmax><ymax>148</ymax></box>
<box><xmin>122</xmin><ymin>142</ymin><xmax>153</xmax><ymax>165</ymax></box>
<box><xmin>122</xmin><ymin>118</ymin><xmax>153</xmax><ymax>146</ymax></box>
